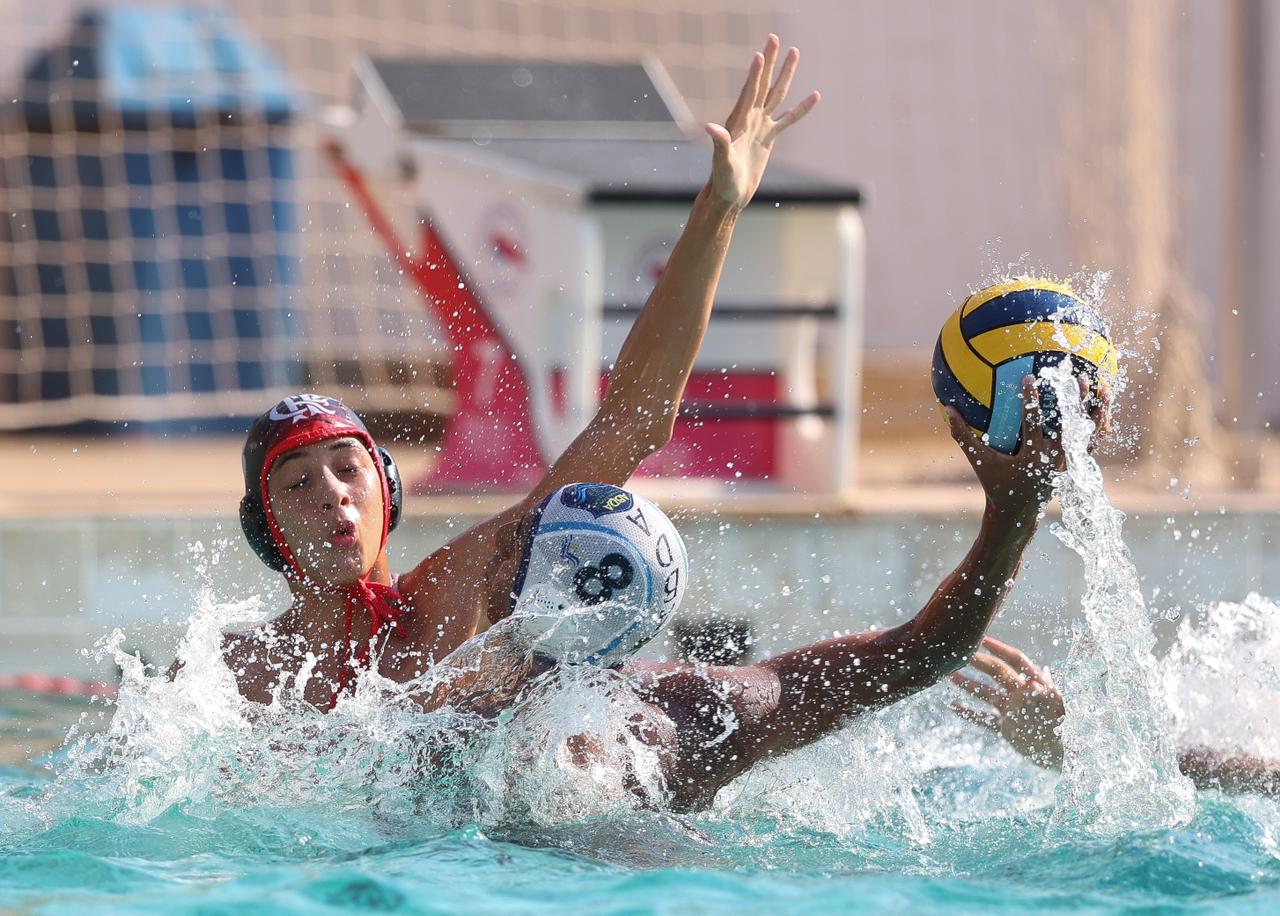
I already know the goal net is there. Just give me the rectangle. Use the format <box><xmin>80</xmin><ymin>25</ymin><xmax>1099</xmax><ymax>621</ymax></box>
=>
<box><xmin>0</xmin><ymin>0</ymin><xmax>770</xmax><ymax>431</ymax></box>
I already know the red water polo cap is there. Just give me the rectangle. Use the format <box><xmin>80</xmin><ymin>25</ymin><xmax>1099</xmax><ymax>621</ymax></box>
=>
<box><xmin>243</xmin><ymin>393</ymin><xmax>391</xmax><ymax>581</ymax></box>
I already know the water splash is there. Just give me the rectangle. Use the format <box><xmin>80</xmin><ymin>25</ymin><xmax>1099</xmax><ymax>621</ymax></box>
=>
<box><xmin>1165</xmin><ymin>594</ymin><xmax>1280</xmax><ymax>759</ymax></box>
<box><xmin>0</xmin><ymin>370</ymin><xmax>1256</xmax><ymax>862</ymax></box>
<box><xmin>4</xmin><ymin>579</ymin><xmax>1002</xmax><ymax>863</ymax></box>
<box><xmin>5</xmin><ymin>575</ymin><xmax>1280</xmax><ymax>912</ymax></box>
<box><xmin>10</xmin><ymin>590</ymin><xmax>688</xmax><ymax>846</ymax></box>
<box><xmin>1045</xmin><ymin>360</ymin><xmax>1195</xmax><ymax>832</ymax></box>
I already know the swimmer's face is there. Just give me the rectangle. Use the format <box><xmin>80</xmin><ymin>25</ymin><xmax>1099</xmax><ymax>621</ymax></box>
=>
<box><xmin>266</xmin><ymin>436</ymin><xmax>385</xmax><ymax>585</ymax></box>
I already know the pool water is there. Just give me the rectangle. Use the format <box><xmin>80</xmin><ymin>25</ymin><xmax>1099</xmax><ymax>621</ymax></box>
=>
<box><xmin>2</xmin><ymin>690</ymin><xmax>1278</xmax><ymax>914</ymax></box>
<box><xmin>3</xmin><ymin>375</ymin><xmax>1280</xmax><ymax>914</ymax></box>
<box><xmin>4</xmin><ymin>585</ymin><xmax>1280</xmax><ymax>915</ymax></box>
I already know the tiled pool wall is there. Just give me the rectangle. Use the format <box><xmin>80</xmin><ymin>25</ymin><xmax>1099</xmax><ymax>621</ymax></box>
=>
<box><xmin>0</xmin><ymin>508</ymin><xmax>1275</xmax><ymax>677</ymax></box>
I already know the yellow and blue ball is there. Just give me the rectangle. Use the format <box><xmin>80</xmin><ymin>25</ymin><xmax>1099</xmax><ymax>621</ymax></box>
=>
<box><xmin>932</xmin><ymin>279</ymin><xmax>1118</xmax><ymax>454</ymax></box>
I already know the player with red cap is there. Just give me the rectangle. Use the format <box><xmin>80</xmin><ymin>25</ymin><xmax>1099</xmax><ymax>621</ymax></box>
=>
<box><xmin>236</xmin><ymin>393</ymin><xmax>406</xmax><ymax>708</ymax></box>
<box><xmin>211</xmin><ymin>39</ymin><xmax>1116</xmax><ymax>812</ymax></box>
<box><xmin>216</xmin><ymin>35</ymin><xmax>824</xmax><ymax>710</ymax></box>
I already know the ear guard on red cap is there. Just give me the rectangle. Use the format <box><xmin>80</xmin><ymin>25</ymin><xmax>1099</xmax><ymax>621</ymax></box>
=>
<box><xmin>240</xmin><ymin>445</ymin><xmax>403</xmax><ymax>572</ymax></box>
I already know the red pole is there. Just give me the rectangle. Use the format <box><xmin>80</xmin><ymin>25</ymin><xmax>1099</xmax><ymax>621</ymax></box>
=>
<box><xmin>324</xmin><ymin>141</ymin><xmax>547</xmax><ymax>490</ymax></box>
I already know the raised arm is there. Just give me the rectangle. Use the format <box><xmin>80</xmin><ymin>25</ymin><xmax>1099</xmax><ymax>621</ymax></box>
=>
<box><xmin>528</xmin><ymin>34</ymin><xmax>819</xmax><ymax>494</ymax></box>
<box><xmin>397</xmin><ymin>37</ymin><xmax>818</xmax><ymax>654</ymax></box>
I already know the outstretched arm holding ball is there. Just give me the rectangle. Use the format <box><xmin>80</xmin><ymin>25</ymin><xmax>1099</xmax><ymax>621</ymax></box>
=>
<box><xmin>417</xmin><ymin>378</ymin><xmax>1111</xmax><ymax>811</ymax></box>
<box><xmin>631</xmin><ymin>377</ymin><xmax>1078</xmax><ymax>809</ymax></box>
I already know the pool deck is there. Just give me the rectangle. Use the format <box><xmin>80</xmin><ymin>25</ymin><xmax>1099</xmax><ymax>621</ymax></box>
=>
<box><xmin>3</xmin><ymin>430</ymin><xmax>1279</xmax><ymax>519</ymax></box>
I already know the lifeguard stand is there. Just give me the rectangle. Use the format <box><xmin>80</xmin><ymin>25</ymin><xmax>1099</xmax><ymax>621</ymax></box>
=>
<box><xmin>325</xmin><ymin>57</ymin><xmax>863</xmax><ymax>496</ymax></box>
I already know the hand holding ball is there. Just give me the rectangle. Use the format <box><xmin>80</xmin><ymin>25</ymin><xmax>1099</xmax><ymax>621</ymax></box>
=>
<box><xmin>932</xmin><ymin>279</ymin><xmax>1117</xmax><ymax>454</ymax></box>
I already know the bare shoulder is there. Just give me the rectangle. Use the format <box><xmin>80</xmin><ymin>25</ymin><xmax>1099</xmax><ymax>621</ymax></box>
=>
<box><xmin>393</xmin><ymin>500</ymin><xmax>537</xmax><ymax>658</ymax></box>
<box><xmin>626</xmin><ymin>661</ymin><xmax>784</xmax><ymax>749</ymax></box>
<box><xmin>398</xmin><ymin>501</ymin><xmax>530</xmax><ymax>595</ymax></box>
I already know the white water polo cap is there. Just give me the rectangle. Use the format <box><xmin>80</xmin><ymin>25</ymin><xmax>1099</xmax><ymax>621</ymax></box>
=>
<box><xmin>509</xmin><ymin>483</ymin><xmax>688</xmax><ymax>667</ymax></box>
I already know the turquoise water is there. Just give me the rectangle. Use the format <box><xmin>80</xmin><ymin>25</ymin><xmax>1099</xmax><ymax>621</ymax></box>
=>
<box><xmin>3</xmin><ymin>697</ymin><xmax>1280</xmax><ymax>915</ymax></box>
<box><xmin>3</xmin><ymin>586</ymin><xmax>1280</xmax><ymax>916</ymax></box>
<box><xmin>6</xmin><ymin>585</ymin><xmax>1280</xmax><ymax>916</ymax></box>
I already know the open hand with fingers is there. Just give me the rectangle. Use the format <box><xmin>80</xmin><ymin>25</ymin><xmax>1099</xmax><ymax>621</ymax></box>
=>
<box><xmin>706</xmin><ymin>34</ymin><xmax>821</xmax><ymax>211</ymax></box>
<box><xmin>950</xmin><ymin>636</ymin><xmax>1280</xmax><ymax>795</ymax></box>
<box><xmin>950</xmin><ymin>636</ymin><xmax>1066</xmax><ymax>769</ymax></box>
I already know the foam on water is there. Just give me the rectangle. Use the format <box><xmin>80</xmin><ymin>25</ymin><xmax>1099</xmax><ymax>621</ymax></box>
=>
<box><xmin>4</xmin><ymin>580</ymin><xmax>1280</xmax><ymax>911</ymax></box>
<box><xmin>1167</xmin><ymin>593</ymin><xmax>1280</xmax><ymax>759</ymax></box>
<box><xmin>5</xmin><ymin>591</ymin><xmax>686</xmax><ymax>847</ymax></box>
<box><xmin>1044</xmin><ymin>360</ymin><xmax>1196</xmax><ymax>832</ymax></box>
<box><xmin>1</xmin><ymin>571</ymin><xmax>1032</xmax><ymax>869</ymax></box>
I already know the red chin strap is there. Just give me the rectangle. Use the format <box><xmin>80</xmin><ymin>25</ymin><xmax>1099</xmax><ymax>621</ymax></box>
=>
<box><xmin>334</xmin><ymin>579</ymin><xmax>405</xmax><ymax>711</ymax></box>
<box><xmin>258</xmin><ymin>419</ymin><xmax>404</xmax><ymax>711</ymax></box>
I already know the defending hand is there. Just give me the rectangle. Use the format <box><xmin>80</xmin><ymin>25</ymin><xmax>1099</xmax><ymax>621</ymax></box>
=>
<box><xmin>949</xmin><ymin>636</ymin><xmax>1066</xmax><ymax>769</ymax></box>
<box><xmin>705</xmin><ymin>35</ymin><xmax>820</xmax><ymax>210</ymax></box>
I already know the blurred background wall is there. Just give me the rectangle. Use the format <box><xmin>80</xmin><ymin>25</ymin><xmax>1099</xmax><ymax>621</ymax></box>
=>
<box><xmin>1</xmin><ymin>0</ymin><xmax>1276</xmax><ymax>447</ymax></box>
<box><xmin>780</xmin><ymin>1</ymin><xmax>1277</xmax><ymax>465</ymax></box>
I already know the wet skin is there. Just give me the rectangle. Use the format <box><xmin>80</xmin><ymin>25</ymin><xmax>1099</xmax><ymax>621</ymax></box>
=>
<box><xmin>211</xmin><ymin>36</ymin><xmax>1108</xmax><ymax>811</ymax></box>
<box><xmin>223</xmin><ymin>434</ymin><xmax>516</xmax><ymax>708</ymax></box>
<box><xmin>266</xmin><ymin>437</ymin><xmax>386</xmax><ymax>587</ymax></box>
<box><xmin>219</xmin><ymin>34</ymin><xmax>824</xmax><ymax>712</ymax></box>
